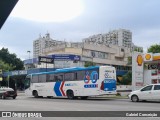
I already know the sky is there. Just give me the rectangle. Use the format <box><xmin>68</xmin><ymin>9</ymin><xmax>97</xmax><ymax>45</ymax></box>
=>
<box><xmin>0</xmin><ymin>0</ymin><xmax>160</xmax><ymax>60</ymax></box>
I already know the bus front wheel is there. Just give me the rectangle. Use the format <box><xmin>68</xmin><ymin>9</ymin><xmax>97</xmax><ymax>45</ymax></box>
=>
<box><xmin>67</xmin><ymin>90</ymin><xmax>74</xmax><ymax>99</ymax></box>
<box><xmin>33</xmin><ymin>90</ymin><xmax>39</xmax><ymax>98</ymax></box>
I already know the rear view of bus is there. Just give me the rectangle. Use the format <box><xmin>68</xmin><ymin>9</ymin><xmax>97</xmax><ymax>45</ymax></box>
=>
<box><xmin>99</xmin><ymin>66</ymin><xmax>116</xmax><ymax>95</ymax></box>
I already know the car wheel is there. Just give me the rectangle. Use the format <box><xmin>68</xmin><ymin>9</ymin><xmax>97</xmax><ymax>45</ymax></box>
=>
<box><xmin>13</xmin><ymin>96</ymin><xmax>16</xmax><ymax>99</ymax></box>
<box><xmin>2</xmin><ymin>94</ymin><xmax>6</xmax><ymax>99</ymax></box>
<box><xmin>131</xmin><ymin>95</ymin><xmax>139</xmax><ymax>102</ymax></box>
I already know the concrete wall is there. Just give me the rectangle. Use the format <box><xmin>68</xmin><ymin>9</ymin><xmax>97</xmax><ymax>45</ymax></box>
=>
<box><xmin>65</xmin><ymin>48</ymin><xmax>82</xmax><ymax>55</ymax></box>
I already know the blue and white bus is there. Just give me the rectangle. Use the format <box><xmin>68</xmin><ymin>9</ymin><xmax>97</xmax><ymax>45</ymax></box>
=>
<box><xmin>24</xmin><ymin>66</ymin><xmax>116</xmax><ymax>99</ymax></box>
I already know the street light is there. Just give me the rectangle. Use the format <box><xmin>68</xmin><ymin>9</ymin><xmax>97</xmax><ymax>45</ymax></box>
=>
<box><xmin>27</xmin><ymin>51</ymin><xmax>31</xmax><ymax>59</ymax></box>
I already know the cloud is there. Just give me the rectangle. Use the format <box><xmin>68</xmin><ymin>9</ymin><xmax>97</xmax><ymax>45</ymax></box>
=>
<box><xmin>0</xmin><ymin>0</ymin><xmax>160</xmax><ymax>59</ymax></box>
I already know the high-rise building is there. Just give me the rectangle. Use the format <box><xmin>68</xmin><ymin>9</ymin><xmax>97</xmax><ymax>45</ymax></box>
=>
<box><xmin>33</xmin><ymin>33</ymin><xmax>65</xmax><ymax>58</ymax></box>
<box><xmin>31</xmin><ymin>29</ymin><xmax>143</xmax><ymax>69</ymax></box>
<box><xmin>83</xmin><ymin>29</ymin><xmax>132</xmax><ymax>48</ymax></box>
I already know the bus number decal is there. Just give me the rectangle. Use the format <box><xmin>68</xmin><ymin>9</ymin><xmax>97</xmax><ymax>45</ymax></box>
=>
<box><xmin>91</xmin><ymin>71</ymin><xmax>98</xmax><ymax>83</ymax></box>
<box><xmin>84</xmin><ymin>71</ymin><xmax>90</xmax><ymax>83</ymax></box>
<box><xmin>84</xmin><ymin>71</ymin><xmax>98</xmax><ymax>88</ymax></box>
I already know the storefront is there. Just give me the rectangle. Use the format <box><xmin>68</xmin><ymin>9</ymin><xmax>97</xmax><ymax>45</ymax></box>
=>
<box><xmin>132</xmin><ymin>52</ymin><xmax>160</xmax><ymax>90</ymax></box>
<box><xmin>0</xmin><ymin>68</ymin><xmax>56</xmax><ymax>90</ymax></box>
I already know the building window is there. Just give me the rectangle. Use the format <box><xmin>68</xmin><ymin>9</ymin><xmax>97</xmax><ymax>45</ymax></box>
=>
<box><xmin>91</xmin><ymin>51</ymin><xmax>95</xmax><ymax>57</ymax></box>
<box><xmin>121</xmin><ymin>48</ymin><xmax>124</xmax><ymax>52</ymax></box>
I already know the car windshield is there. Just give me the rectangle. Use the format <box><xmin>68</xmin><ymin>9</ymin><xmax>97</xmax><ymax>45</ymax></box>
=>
<box><xmin>141</xmin><ymin>85</ymin><xmax>153</xmax><ymax>91</ymax></box>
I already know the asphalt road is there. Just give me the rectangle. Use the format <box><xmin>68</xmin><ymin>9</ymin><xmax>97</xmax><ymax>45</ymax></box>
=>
<box><xmin>0</xmin><ymin>93</ymin><xmax>160</xmax><ymax>120</ymax></box>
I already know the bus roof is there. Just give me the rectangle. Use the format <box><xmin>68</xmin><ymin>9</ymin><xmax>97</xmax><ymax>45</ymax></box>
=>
<box><xmin>29</xmin><ymin>66</ymin><xmax>100</xmax><ymax>76</ymax></box>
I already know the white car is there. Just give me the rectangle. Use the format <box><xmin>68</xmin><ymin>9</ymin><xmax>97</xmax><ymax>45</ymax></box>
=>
<box><xmin>128</xmin><ymin>84</ymin><xmax>160</xmax><ymax>102</ymax></box>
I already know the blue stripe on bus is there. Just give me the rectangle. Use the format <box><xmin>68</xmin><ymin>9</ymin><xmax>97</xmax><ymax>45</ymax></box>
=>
<box><xmin>54</xmin><ymin>82</ymin><xmax>62</xmax><ymax>96</ymax></box>
<box><xmin>31</xmin><ymin>66</ymin><xmax>100</xmax><ymax>76</ymax></box>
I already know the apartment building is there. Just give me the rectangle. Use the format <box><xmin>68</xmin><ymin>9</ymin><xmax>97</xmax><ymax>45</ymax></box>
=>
<box><xmin>83</xmin><ymin>29</ymin><xmax>132</xmax><ymax>47</ymax></box>
<box><xmin>33</xmin><ymin>33</ymin><xmax>65</xmax><ymax>58</ymax></box>
<box><xmin>30</xmin><ymin>29</ymin><xmax>142</xmax><ymax>70</ymax></box>
<box><xmin>41</xmin><ymin>42</ymin><xmax>132</xmax><ymax>70</ymax></box>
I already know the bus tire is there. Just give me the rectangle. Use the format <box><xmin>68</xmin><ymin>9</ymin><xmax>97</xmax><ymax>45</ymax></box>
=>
<box><xmin>67</xmin><ymin>90</ymin><xmax>74</xmax><ymax>99</ymax></box>
<box><xmin>33</xmin><ymin>90</ymin><xmax>39</xmax><ymax>98</ymax></box>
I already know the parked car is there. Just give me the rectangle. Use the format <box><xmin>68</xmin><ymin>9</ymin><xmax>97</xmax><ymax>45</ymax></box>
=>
<box><xmin>128</xmin><ymin>84</ymin><xmax>160</xmax><ymax>102</ymax></box>
<box><xmin>0</xmin><ymin>87</ymin><xmax>17</xmax><ymax>99</ymax></box>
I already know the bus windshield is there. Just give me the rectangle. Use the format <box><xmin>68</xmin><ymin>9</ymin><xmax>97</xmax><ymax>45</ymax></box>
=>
<box><xmin>24</xmin><ymin>75</ymin><xmax>31</xmax><ymax>89</ymax></box>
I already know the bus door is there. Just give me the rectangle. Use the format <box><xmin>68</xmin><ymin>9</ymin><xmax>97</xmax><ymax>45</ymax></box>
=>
<box><xmin>24</xmin><ymin>75</ymin><xmax>32</xmax><ymax>96</ymax></box>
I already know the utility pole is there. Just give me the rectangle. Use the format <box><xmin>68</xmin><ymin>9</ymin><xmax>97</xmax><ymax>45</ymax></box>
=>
<box><xmin>27</xmin><ymin>51</ymin><xmax>31</xmax><ymax>59</ymax></box>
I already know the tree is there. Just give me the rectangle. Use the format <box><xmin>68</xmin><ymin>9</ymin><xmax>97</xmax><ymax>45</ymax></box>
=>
<box><xmin>147</xmin><ymin>44</ymin><xmax>160</xmax><ymax>53</ymax></box>
<box><xmin>84</xmin><ymin>61</ymin><xmax>96</xmax><ymax>67</ymax></box>
<box><xmin>0</xmin><ymin>48</ymin><xmax>24</xmax><ymax>70</ymax></box>
<box><xmin>120</xmin><ymin>71</ymin><xmax>132</xmax><ymax>85</ymax></box>
<box><xmin>0</xmin><ymin>59</ymin><xmax>14</xmax><ymax>71</ymax></box>
<box><xmin>127</xmin><ymin>56</ymin><xmax>132</xmax><ymax>65</ymax></box>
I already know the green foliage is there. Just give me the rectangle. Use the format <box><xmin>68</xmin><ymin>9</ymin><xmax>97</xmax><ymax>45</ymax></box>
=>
<box><xmin>84</xmin><ymin>61</ymin><xmax>96</xmax><ymax>67</ymax></box>
<box><xmin>147</xmin><ymin>44</ymin><xmax>160</xmax><ymax>53</ymax></box>
<box><xmin>0</xmin><ymin>48</ymin><xmax>24</xmax><ymax>71</ymax></box>
<box><xmin>127</xmin><ymin>57</ymin><xmax>132</xmax><ymax>65</ymax></box>
<box><xmin>120</xmin><ymin>71</ymin><xmax>132</xmax><ymax>85</ymax></box>
<box><xmin>0</xmin><ymin>59</ymin><xmax>14</xmax><ymax>71</ymax></box>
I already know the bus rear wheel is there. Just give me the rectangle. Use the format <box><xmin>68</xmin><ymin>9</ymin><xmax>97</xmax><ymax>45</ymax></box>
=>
<box><xmin>67</xmin><ymin>90</ymin><xmax>74</xmax><ymax>99</ymax></box>
<box><xmin>33</xmin><ymin>90</ymin><xmax>39</xmax><ymax>98</ymax></box>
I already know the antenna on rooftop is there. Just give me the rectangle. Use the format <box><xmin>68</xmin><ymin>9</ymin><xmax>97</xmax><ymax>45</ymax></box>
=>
<box><xmin>45</xmin><ymin>31</ymin><xmax>50</xmax><ymax>38</ymax></box>
<box><xmin>39</xmin><ymin>33</ymin><xmax>42</xmax><ymax>38</ymax></box>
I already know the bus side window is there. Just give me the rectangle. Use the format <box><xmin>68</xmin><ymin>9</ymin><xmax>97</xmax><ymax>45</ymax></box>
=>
<box><xmin>54</xmin><ymin>74</ymin><xmax>63</xmax><ymax>81</ymax></box>
<box><xmin>54</xmin><ymin>76</ymin><xmax>58</xmax><ymax>81</ymax></box>
<box><xmin>38</xmin><ymin>74</ymin><xmax>46</xmax><ymax>83</ymax></box>
<box><xmin>64</xmin><ymin>72</ymin><xmax>75</xmax><ymax>81</ymax></box>
<box><xmin>77</xmin><ymin>71</ymin><xmax>85</xmax><ymax>80</ymax></box>
<box><xmin>32</xmin><ymin>75</ymin><xmax>39</xmax><ymax>83</ymax></box>
<box><xmin>47</xmin><ymin>74</ymin><xmax>55</xmax><ymax>82</ymax></box>
<box><xmin>59</xmin><ymin>75</ymin><xmax>63</xmax><ymax>81</ymax></box>
<box><xmin>75</xmin><ymin>72</ymin><xmax>78</xmax><ymax>80</ymax></box>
